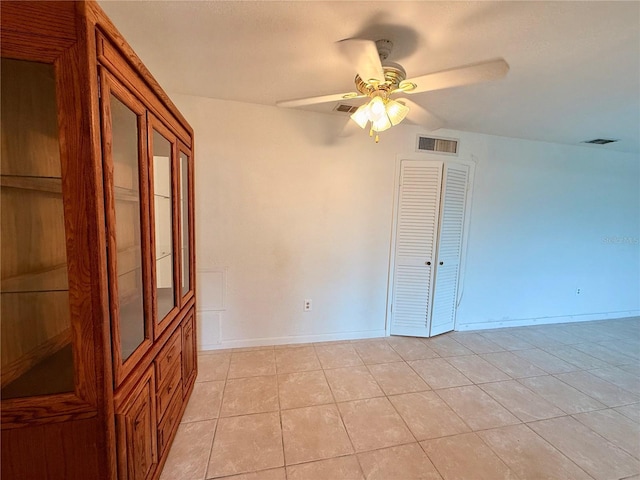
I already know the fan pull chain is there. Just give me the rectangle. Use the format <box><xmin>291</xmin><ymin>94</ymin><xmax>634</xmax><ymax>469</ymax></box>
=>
<box><xmin>367</xmin><ymin>125</ymin><xmax>380</xmax><ymax>143</ymax></box>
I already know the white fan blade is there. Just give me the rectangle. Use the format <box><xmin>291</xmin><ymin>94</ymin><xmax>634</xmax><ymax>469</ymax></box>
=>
<box><xmin>337</xmin><ymin>38</ymin><xmax>385</xmax><ymax>83</ymax></box>
<box><xmin>399</xmin><ymin>98</ymin><xmax>445</xmax><ymax>131</ymax></box>
<box><xmin>338</xmin><ymin>117</ymin><xmax>361</xmax><ymax>138</ymax></box>
<box><xmin>403</xmin><ymin>58</ymin><xmax>509</xmax><ymax>95</ymax></box>
<box><xmin>276</xmin><ymin>91</ymin><xmax>364</xmax><ymax>108</ymax></box>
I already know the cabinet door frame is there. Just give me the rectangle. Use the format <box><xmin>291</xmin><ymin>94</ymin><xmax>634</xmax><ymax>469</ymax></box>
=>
<box><xmin>181</xmin><ymin>309</ymin><xmax>197</xmax><ymax>396</ymax></box>
<box><xmin>0</xmin><ymin>8</ymin><xmax>103</xmax><ymax>427</ymax></box>
<box><xmin>100</xmin><ymin>69</ymin><xmax>155</xmax><ymax>386</ymax></box>
<box><xmin>147</xmin><ymin>114</ymin><xmax>181</xmax><ymax>340</ymax></box>
<box><xmin>177</xmin><ymin>141</ymin><xmax>195</xmax><ymax>308</ymax></box>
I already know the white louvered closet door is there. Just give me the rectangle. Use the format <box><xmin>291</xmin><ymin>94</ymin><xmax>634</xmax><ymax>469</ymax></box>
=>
<box><xmin>390</xmin><ymin>159</ymin><xmax>469</xmax><ymax>337</ymax></box>
<box><xmin>390</xmin><ymin>161</ymin><xmax>444</xmax><ymax>337</ymax></box>
<box><xmin>430</xmin><ymin>162</ymin><xmax>469</xmax><ymax>335</ymax></box>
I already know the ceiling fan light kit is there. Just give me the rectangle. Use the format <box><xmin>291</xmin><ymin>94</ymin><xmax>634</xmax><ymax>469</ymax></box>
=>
<box><xmin>351</xmin><ymin>95</ymin><xmax>410</xmax><ymax>143</ymax></box>
<box><xmin>276</xmin><ymin>37</ymin><xmax>509</xmax><ymax>144</ymax></box>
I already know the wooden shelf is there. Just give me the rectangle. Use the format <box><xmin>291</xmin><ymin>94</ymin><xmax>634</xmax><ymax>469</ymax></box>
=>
<box><xmin>1</xmin><ymin>175</ymin><xmax>62</xmax><ymax>194</ymax></box>
<box><xmin>1</xmin><ymin>264</ymin><xmax>68</xmax><ymax>293</ymax></box>
<box><xmin>1</xmin><ymin>328</ymin><xmax>72</xmax><ymax>393</ymax></box>
<box><xmin>156</xmin><ymin>251</ymin><xmax>171</xmax><ymax>261</ymax></box>
<box><xmin>117</xmin><ymin>245</ymin><xmax>142</xmax><ymax>277</ymax></box>
<box><xmin>113</xmin><ymin>185</ymin><xmax>140</xmax><ymax>202</ymax></box>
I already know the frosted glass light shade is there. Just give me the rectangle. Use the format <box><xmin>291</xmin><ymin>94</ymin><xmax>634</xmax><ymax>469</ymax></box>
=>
<box><xmin>368</xmin><ymin>96</ymin><xmax>386</xmax><ymax>121</ymax></box>
<box><xmin>350</xmin><ymin>104</ymin><xmax>369</xmax><ymax>129</ymax></box>
<box><xmin>371</xmin><ymin>114</ymin><xmax>391</xmax><ymax>132</ymax></box>
<box><xmin>386</xmin><ymin>100</ymin><xmax>409</xmax><ymax>126</ymax></box>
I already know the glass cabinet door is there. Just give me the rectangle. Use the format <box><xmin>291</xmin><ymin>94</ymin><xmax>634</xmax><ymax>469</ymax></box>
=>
<box><xmin>0</xmin><ymin>58</ymin><xmax>74</xmax><ymax>399</ymax></box>
<box><xmin>178</xmin><ymin>146</ymin><xmax>193</xmax><ymax>303</ymax></box>
<box><xmin>149</xmin><ymin>118</ymin><xmax>179</xmax><ymax>335</ymax></box>
<box><xmin>100</xmin><ymin>72</ymin><xmax>152</xmax><ymax>383</ymax></box>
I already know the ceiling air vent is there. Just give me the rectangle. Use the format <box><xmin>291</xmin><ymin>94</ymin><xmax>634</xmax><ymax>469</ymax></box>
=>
<box><xmin>416</xmin><ymin>135</ymin><xmax>459</xmax><ymax>155</ymax></box>
<box><xmin>582</xmin><ymin>138</ymin><xmax>618</xmax><ymax>145</ymax></box>
<box><xmin>334</xmin><ymin>104</ymin><xmax>359</xmax><ymax>114</ymax></box>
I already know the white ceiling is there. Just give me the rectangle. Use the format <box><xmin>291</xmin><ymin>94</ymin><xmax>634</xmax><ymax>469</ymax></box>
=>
<box><xmin>99</xmin><ymin>1</ymin><xmax>640</xmax><ymax>153</ymax></box>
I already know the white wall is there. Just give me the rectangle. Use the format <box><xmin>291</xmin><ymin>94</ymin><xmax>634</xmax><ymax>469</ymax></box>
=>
<box><xmin>456</xmin><ymin>135</ymin><xmax>640</xmax><ymax>329</ymax></box>
<box><xmin>172</xmin><ymin>93</ymin><xmax>639</xmax><ymax>349</ymax></box>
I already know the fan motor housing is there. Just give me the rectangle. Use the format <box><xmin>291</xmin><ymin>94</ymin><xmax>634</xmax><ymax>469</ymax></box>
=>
<box><xmin>354</xmin><ymin>62</ymin><xmax>407</xmax><ymax>97</ymax></box>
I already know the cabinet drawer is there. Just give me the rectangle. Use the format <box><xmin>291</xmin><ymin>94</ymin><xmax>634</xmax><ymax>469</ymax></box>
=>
<box><xmin>156</xmin><ymin>329</ymin><xmax>181</xmax><ymax>387</ymax></box>
<box><xmin>157</xmin><ymin>363</ymin><xmax>182</xmax><ymax>420</ymax></box>
<box><xmin>157</xmin><ymin>387</ymin><xmax>182</xmax><ymax>456</ymax></box>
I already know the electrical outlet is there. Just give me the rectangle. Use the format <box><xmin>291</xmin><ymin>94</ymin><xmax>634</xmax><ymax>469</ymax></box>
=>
<box><xmin>304</xmin><ymin>299</ymin><xmax>312</xmax><ymax>311</ymax></box>
<box><xmin>576</xmin><ymin>288</ymin><xmax>581</xmax><ymax>295</ymax></box>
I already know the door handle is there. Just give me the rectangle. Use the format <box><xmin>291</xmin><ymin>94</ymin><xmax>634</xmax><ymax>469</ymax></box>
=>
<box><xmin>439</xmin><ymin>261</ymin><xmax>444</xmax><ymax>265</ymax></box>
<box><xmin>425</xmin><ymin>261</ymin><xmax>431</xmax><ymax>266</ymax></box>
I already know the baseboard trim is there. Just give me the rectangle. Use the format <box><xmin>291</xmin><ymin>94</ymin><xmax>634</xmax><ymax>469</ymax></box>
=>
<box><xmin>199</xmin><ymin>329</ymin><xmax>388</xmax><ymax>351</ymax></box>
<box><xmin>455</xmin><ymin>310</ymin><xmax>640</xmax><ymax>332</ymax></box>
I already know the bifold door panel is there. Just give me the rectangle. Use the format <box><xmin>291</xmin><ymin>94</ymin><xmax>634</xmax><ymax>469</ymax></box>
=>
<box><xmin>390</xmin><ymin>160</ymin><xmax>469</xmax><ymax>337</ymax></box>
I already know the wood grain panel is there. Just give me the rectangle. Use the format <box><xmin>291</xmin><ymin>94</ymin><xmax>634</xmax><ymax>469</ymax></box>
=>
<box><xmin>55</xmin><ymin>32</ymin><xmax>101</xmax><ymax>412</ymax></box>
<box><xmin>1</xmin><ymin>392</ymin><xmax>95</xmax><ymax>429</ymax></box>
<box><xmin>0</xmin><ymin>1</ymin><xmax>76</xmax><ymax>62</ymax></box>
<box><xmin>1</xmin><ymin>1</ymin><xmax>76</xmax><ymax>41</ymax></box>
<box><xmin>2</xmin><ymin>417</ymin><xmax>100</xmax><ymax>479</ymax></box>
<box><xmin>0</xmin><ymin>30</ymin><xmax>74</xmax><ymax>63</ymax></box>
<box><xmin>75</xmin><ymin>3</ymin><xmax>118</xmax><ymax>478</ymax></box>
<box><xmin>0</xmin><ymin>59</ymin><xmax>61</xmax><ymax>177</ymax></box>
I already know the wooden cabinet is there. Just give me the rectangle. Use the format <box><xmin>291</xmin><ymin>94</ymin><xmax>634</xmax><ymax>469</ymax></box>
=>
<box><xmin>1</xmin><ymin>2</ymin><xmax>197</xmax><ymax>479</ymax></box>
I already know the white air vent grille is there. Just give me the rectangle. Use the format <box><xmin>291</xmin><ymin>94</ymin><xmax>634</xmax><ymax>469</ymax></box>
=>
<box><xmin>416</xmin><ymin>135</ymin><xmax>459</xmax><ymax>155</ymax></box>
<box><xmin>334</xmin><ymin>104</ymin><xmax>359</xmax><ymax>114</ymax></box>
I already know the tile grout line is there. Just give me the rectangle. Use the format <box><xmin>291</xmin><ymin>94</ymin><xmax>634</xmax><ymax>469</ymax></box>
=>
<box><xmin>274</xmin><ymin>348</ymin><xmax>289</xmax><ymax>479</ymax></box>
<box><xmin>314</xmin><ymin>343</ymin><xmax>368</xmax><ymax>479</ymax></box>
<box><xmin>550</xmin><ymin>369</ymin><xmax>637</xmax><ymax>408</ymax></box>
<box><xmin>202</xmin><ymin>353</ymin><xmax>230</xmax><ymax>480</ymax></box>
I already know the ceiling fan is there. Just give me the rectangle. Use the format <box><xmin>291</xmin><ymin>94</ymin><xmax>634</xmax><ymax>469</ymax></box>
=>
<box><xmin>277</xmin><ymin>39</ymin><xmax>509</xmax><ymax>143</ymax></box>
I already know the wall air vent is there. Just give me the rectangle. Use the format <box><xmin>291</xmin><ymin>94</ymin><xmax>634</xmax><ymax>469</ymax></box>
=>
<box><xmin>416</xmin><ymin>135</ymin><xmax>459</xmax><ymax>155</ymax></box>
<box><xmin>582</xmin><ymin>138</ymin><xmax>618</xmax><ymax>145</ymax></box>
<box><xmin>334</xmin><ymin>103</ymin><xmax>359</xmax><ymax>114</ymax></box>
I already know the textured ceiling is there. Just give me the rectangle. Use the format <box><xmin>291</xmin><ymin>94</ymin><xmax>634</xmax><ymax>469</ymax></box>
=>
<box><xmin>99</xmin><ymin>1</ymin><xmax>640</xmax><ymax>153</ymax></box>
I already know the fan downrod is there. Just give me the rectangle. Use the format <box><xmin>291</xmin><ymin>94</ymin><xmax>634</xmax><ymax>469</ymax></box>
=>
<box><xmin>375</xmin><ymin>39</ymin><xmax>393</xmax><ymax>61</ymax></box>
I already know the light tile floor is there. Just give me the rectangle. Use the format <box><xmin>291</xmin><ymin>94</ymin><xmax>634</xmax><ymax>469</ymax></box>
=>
<box><xmin>160</xmin><ymin>318</ymin><xmax>640</xmax><ymax>480</ymax></box>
